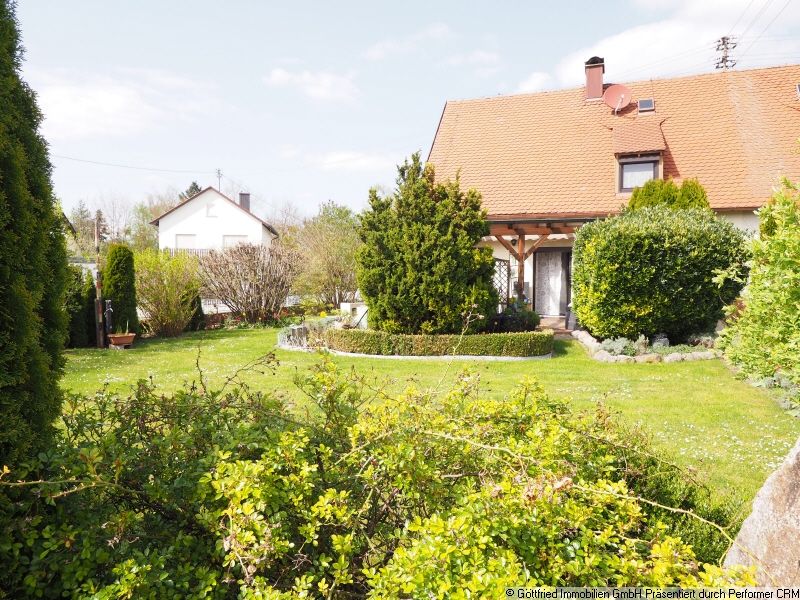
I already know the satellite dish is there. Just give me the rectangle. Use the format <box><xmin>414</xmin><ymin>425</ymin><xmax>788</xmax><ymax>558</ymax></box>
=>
<box><xmin>603</xmin><ymin>84</ymin><xmax>633</xmax><ymax>114</ymax></box>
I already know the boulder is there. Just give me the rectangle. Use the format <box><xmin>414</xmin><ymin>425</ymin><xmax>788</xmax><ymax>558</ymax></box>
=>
<box><xmin>724</xmin><ymin>437</ymin><xmax>800</xmax><ymax>584</ymax></box>
<box><xmin>593</xmin><ymin>350</ymin><xmax>614</xmax><ymax>362</ymax></box>
<box><xmin>662</xmin><ymin>353</ymin><xmax>684</xmax><ymax>363</ymax></box>
<box><xmin>635</xmin><ymin>353</ymin><xmax>661</xmax><ymax>363</ymax></box>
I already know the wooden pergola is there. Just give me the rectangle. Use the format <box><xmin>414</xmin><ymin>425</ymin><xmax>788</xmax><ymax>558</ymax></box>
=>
<box><xmin>488</xmin><ymin>222</ymin><xmax>581</xmax><ymax>302</ymax></box>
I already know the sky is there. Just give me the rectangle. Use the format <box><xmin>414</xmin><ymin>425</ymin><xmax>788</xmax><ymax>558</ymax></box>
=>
<box><xmin>16</xmin><ymin>0</ymin><xmax>800</xmax><ymax>221</ymax></box>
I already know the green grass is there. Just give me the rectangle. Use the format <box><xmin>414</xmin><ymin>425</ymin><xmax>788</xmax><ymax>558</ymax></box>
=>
<box><xmin>63</xmin><ymin>327</ymin><xmax>800</xmax><ymax>501</ymax></box>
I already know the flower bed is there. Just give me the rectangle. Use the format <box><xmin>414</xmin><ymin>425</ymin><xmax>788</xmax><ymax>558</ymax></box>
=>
<box><xmin>321</xmin><ymin>328</ymin><xmax>553</xmax><ymax>358</ymax></box>
<box><xmin>571</xmin><ymin>330</ymin><xmax>717</xmax><ymax>363</ymax></box>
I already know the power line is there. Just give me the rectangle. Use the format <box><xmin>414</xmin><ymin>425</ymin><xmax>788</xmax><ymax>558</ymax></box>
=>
<box><xmin>739</xmin><ymin>0</ymin><xmax>794</xmax><ymax>60</ymax></box>
<box><xmin>51</xmin><ymin>153</ymin><xmax>215</xmax><ymax>175</ymax></box>
<box><xmin>738</xmin><ymin>0</ymin><xmax>778</xmax><ymax>39</ymax></box>
<box><xmin>729</xmin><ymin>0</ymin><xmax>759</xmax><ymax>35</ymax></box>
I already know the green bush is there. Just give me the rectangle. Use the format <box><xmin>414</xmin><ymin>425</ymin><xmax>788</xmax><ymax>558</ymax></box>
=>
<box><xmin>65</xmin><ymin>266</ymin><xmax>88</xmax><ymax>348</ymax></box>
<box><xmin>719</xmin><ymin>179</ymin><xmax>800</xmax><ymax>398</ymax></box>
<box><xmin>0</xmin><ymin>0</ymin><xmax>69</xmax><ymax>467</ymax></box>
<box><xmin>134</xmin><ymin>249</ymin><xmax>199</xmax><ymax>337</ymax></box>
<box><xmin>0</xmin><ymin>359</ymin><xmax>752</xmax><ymax>596</ymax></box>
<box><xmin>628</xmin><ymin>178</ymin><xmax>710</xmax><ymax>210</ymax></box>
<box><xmin>103</xmin><ymin>244</ymin><xmax>138</xmax><ymax>334</ymax></box>
<box><xmin>572</xmin><ymin>206</ymin><xmax>748</xmax><ymax>340</ymax></box>
<box><xmin>186</xmin><ymin>289</ymin><xmax>205</xmax><ymax>331</ymax></box>
<box><xmin>82</xmin><ymin>269</ymin><xmax>97</xmax><ymax>346</ymax></box>
<box><xmin>356</xmin><ymin>153</ymin><xmax>498</xmax><ymax>334</ymax></box>
<box><xmin>484</xmin><ymin>300</ymin><xmax>541</xmax><ymax>332</ymax></box>
<box><xmin>322</xmin><ymin>328</ymin><xmax>555</xmax><ymax>357</ymax></box>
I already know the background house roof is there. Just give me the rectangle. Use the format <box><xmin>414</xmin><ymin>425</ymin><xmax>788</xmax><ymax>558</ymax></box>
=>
<box><xmin>150</xmin><ymin>187</ymin><xmax>279</xmax><ymax>237</ymax></box>
<box><xmin>428</xmin><ymin>64</ymin><xmax>800</xmax><ymax>219</ymax></box>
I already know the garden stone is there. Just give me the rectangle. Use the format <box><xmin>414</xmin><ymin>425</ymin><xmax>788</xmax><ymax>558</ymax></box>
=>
<box><xmin>593</xmin><ymin>350</ymin><xmax>614</xmax><ymax>362</ymax></box>
<box><xmin>635</xmin><ymin>353</ymin><xmax>661</xmax><ymax>363</ymax></box>
<box><xmin>724</xmin><ymin>436</ymin><xmax>800</xmax><ymax>584</ymax></box>
<box><xmin>662</xmin><ymin>353</ymin><xmax>684</xmax><ymax>363</ymax></box>
<box><xmin>617</xmin><ymin>355</ymin><xmax>635</xmax><ymax>364</ymax></box>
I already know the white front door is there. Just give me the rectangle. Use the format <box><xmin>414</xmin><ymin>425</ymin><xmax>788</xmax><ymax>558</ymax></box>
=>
<box><xmin>535</xmin><ymin>252</ymin><xmax>564</xmax><ymax>316</ymax></box>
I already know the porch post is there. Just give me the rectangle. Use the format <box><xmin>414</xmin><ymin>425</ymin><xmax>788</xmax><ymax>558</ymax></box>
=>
<box><xmin>516</xmin><ymin>233</ymin><xmax>525</xmax><ymax>302</ymax></box>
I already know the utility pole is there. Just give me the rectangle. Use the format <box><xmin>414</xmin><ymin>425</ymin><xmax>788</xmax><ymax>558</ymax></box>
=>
<box><xmin>216</xmin><ymin>168</ymin><xmax>222</xmax><ymax>191</ymax></box>
<box><xmin>715</xmin><ymin>36</ymin><xmax>737</xmax><ymax>70</ymax></box>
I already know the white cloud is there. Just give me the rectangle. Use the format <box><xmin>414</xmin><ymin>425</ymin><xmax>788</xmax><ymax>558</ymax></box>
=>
<box><xmin>316</xmin><ymin>151</ymin><xmax>398</xmax><ymax>172</ymax></box>
<box><xmin>25</xmin><ymin>67</ymin><xmax>216</xmax><ymax>141</ymax></box>
<box><xmin>264</xmin><ymin>68</ymin><xmax>359</xmax><ymax>102</ymax></box>
<box><xmin>443</xmin><ymin>50</ymin><xmax>502</xmax><ymax>77</ymax></box>
<box><xmin>364</xmin><ymin>23</ymin><xmax>453</xmax><ymax>61</ymax></box>
<box><xmin>517</xmin><ymin>0</ymin><xmax>800</xmax><ymax>92</ymax></box>
<box><xmin>517</xmin><ymin>71</ymin><xmax>553</xmax><ymax>93</ymax></box>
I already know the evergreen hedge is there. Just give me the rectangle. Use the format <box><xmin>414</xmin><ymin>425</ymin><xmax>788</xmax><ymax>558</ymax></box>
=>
<box><xmin>322</xmin><ymin>328</ymin><xmax>553</xmax><ymax>357</ymax></box>
<box><xmin>65</xmin><ymin>267</ymin><xmax>89</xmax><ymax>348</ymax></box>
<box><xmin>356</xmin><ymin>153</ymin><xmax>498</xmax><ymax>334</ymax></box>
<box><xmin>572</xmin><ymin>206</ymin><xmax>748</xmax><ymax>340</ymax></box>
<box><xmin>103</xmin><ymin>244</ymin><xmax>138</xmax><ymax>334</ymax></box>
<box><xmin>0</xmin><ymin>0</ymin><xmax>68</xmax><ymax>466</ymax></box>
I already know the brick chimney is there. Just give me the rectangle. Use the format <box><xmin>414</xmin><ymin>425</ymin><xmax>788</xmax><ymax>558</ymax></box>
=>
<box><xmin>585</xmin><ymin>56</ymin><xmax>605</xmax><ymax>100</ymax></box>
<box><xmin>238</xmin><ymin>192</ymin><xmax>250</xmax><ymax>212</ymax></box>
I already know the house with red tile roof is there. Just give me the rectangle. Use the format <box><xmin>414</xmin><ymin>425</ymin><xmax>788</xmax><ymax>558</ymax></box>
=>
<box><xmin>427</xmin><ymin>59</ymin><xmax>800</xmax><ymax>319</ymax></box>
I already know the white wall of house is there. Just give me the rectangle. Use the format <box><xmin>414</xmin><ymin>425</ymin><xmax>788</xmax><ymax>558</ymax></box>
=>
<box><xmin>719</xmin><ymin>210</ymin><xmax>759</xmax><ymax>235</ymax></box>
<box><xmin>156</xmin><ymin>188</ymin><xmax>273</xmax><ymax>251</ymax></box>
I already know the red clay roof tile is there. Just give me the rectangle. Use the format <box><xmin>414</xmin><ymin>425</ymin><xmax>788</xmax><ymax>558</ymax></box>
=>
<box><xmin>428</xmin><ymin>64</ymin><xmax>800</xmax><ymax>218</ymax></box>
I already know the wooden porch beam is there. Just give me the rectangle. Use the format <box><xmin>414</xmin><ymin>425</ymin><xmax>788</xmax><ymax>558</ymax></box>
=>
<box><xmin>494</xmin><ymin>235</ymin><xmax>520</xmax><ymax>260</ymax></box>
<box><xmin>523</xmin><ymin>235</ymin><xmax>550</xmax><ymax>261</ymax></box>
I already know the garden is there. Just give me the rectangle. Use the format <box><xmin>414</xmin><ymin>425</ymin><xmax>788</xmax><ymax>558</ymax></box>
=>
<box><xmin>2</xmin><ymin>2</ymin><xmax>800</xmax><ymax>590</ymax></box>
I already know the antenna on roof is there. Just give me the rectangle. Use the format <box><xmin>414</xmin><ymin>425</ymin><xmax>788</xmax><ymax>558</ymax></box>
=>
<box><xmin>715</xmin><ymin>36</ymin><xmax>737</xmax><ymax>70</ymax></box>
<box><xmin>216</xmin><ymin>168</ymin><xmax>222</xmax><ymax>191</ymax></box>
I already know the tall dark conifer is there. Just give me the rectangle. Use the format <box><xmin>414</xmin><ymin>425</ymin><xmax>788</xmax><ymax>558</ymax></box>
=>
<box><xmin>0</xmin><ymin>0</ymin><xmax>68</xmax><ymax>465</ymax></box>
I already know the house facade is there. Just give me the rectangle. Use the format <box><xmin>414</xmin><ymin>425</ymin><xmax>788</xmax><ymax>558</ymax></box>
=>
<box><xmin>150</xmin><ymin>187</ymin><xmax>278</xmax><ymax>254</ymax></box>
<box><xmin>427</xmin><ymin>60</ymin><xmax>800</xmax><ymax>318</ymax></box>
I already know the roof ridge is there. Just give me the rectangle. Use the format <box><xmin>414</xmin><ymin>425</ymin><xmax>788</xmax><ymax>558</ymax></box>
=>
<box><xmin>445</xmin><ymin>62</ymin><xmax>800</xmax><ymax>105</ymax></box>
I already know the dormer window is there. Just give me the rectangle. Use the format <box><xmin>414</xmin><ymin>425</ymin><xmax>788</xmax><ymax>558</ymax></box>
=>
<box><xmin>618</xmin><ymin>155</ymin><xmax>660</xmax><ymax>192</ymax></box>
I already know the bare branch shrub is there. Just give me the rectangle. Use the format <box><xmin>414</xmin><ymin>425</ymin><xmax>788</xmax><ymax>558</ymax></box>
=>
<box><xmin>135</xmin><ymin>250</ymin><xmax>200</xmax><ymax>337</ymax></box>
<box><xmin>199</xmin><ymin>242</ymin><xmax>300</xmax><ymax>323</ymax></box>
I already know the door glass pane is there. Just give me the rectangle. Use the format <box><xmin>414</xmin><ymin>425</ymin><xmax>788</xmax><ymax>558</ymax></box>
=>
<box><xmin>535</xmin><ymin>252</ymin><xmax>562</xmax><ymax>316</ymax></box>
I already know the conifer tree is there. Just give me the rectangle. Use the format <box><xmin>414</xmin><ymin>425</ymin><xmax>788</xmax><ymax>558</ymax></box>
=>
<box><xmin>0</xmin><ymin>0</ymin><xmax>69</xmax><ymax>465</ymax></box>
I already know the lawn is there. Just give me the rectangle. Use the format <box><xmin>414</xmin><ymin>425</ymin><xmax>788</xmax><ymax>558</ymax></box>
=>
<box><xmin>63</xmin><ymin>327</ymin><xmax>800</xmax><ymax>502</ymax></box>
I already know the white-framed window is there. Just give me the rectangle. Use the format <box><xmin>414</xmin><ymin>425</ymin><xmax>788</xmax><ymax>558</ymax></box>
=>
<box><xmin>175</xmin><ymin>234</ymin><xmax>197</xmax><ymax>249</ymax></box>
<box><xmin>618</xmin><ymin>155</ymin><xmax>659</xmax><ymax>192</ymax></box>
<box><xmin>222</xmin><ymin>235</ymin><xmax>248</xmax><ymax>248</ymax></box>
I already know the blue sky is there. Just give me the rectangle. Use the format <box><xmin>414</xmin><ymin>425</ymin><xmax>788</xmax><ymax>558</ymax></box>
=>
<box><xmin>16</xmin><ymin>0</ymin><xmax>800</xmax><ymax>220</ymax></box>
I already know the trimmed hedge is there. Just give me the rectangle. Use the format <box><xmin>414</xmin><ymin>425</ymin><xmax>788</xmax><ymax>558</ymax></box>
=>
<box><xmin>572</xmin><ymin>206</ymin><xmax>748</xmax><ymax>340</ymax></box>
<box><xmin>322</xmin><ymin>328</ymin><xmax>553</xmax><ymax>357</ymax></box>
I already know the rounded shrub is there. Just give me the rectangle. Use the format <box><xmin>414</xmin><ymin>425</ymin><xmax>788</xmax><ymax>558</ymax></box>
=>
<box><xmin>628</xmin><ymin>178</ymin><xmax>710</xmax><ymax>211</ymax></box>
<box><xmin>572</xmin><ymin>206</ymin><xmax>748</xmax><ymax>340</ymax></box>
<box><xmin>103</xmin><ymin>244</ymin><xmax>139</xmax><ymax>334</ymax></box>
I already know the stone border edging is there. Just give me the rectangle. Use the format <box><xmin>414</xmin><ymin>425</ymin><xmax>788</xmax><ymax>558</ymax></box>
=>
<box><xmin>277</xmin><ymin>343</ymin><xmax>552</xmax><ymax>361</ymax></box>
<box><xmin>571</xmin><ymin>330</ymin><xmax>718</xmax><ymax>363</ymax></box>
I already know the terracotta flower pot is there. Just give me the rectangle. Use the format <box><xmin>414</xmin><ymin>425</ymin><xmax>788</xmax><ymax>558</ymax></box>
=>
<box><xmin>108</xmin><ymin>333</ymin><xmax>136</xmax><ymax>347</ymax></box>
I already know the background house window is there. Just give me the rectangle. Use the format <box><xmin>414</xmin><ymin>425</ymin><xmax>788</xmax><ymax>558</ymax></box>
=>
<box><xmin>175</xmin><ymin>234</ymin><xmax>197</xmax><ymax>249</ymax></box>
<box><xmin>223</xmin><ymin>235</ymin><xmax>248</xmax><ymax>248</ymax></box>
<box><xmin>619</xmin><ymin>158</ymin><xmax>659</xmax><ymax>192</ymax></box>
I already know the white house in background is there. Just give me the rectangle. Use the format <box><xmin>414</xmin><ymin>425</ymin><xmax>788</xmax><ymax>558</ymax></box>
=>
<box><xmin>150</xmin><ymin>187</ymin><xmax>278</xmax><ymax>253</ymax></box>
